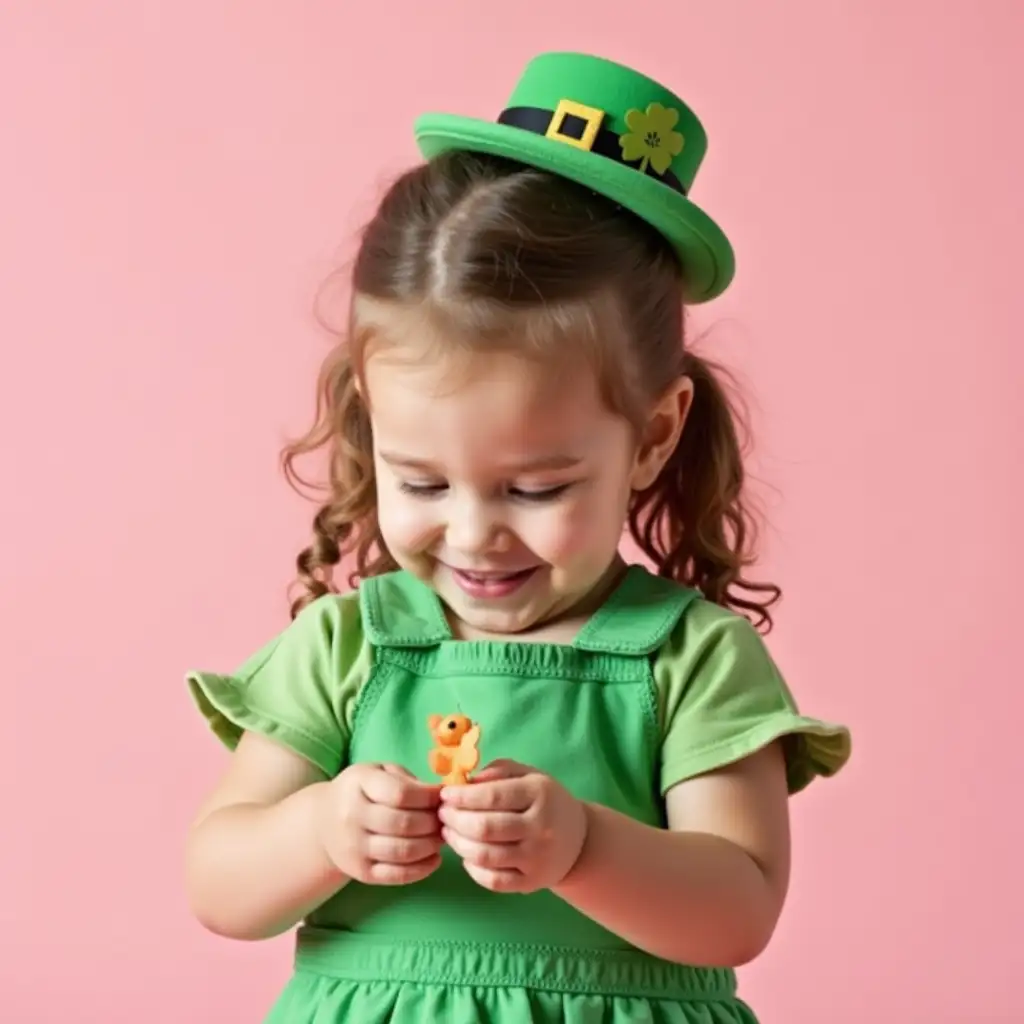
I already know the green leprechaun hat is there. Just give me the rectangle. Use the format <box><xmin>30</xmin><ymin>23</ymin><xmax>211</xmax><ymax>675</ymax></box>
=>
<box><xmin>414</xmin><ymin>52</ymin><xmax>735</xmax><ymax>303</ymax></box>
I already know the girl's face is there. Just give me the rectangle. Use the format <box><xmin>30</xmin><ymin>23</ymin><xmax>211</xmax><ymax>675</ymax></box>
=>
<box><xmin>364</xmin><ymin>345</ymin><xmax>653</xmax><ymax>637</ymax></box>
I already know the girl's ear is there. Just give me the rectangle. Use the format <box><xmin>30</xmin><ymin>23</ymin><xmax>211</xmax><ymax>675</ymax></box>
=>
<box><xmin>630</xmin><ymin>377</ymin><xmax>694</xmax><ymax>491</ymax></box>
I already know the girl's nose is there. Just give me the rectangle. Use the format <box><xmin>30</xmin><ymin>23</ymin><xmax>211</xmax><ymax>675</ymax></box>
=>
<box><xmin>446</xmin><ymin>499</ymin><xmax>510</xmax><ymax>556</ymax></box>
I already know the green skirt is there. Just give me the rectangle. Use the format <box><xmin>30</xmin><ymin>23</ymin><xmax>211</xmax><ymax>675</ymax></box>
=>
<box><xmin>265</xmin><ymin>928</ymin><xmax>759</xmax><ymax>1023</ymax></box>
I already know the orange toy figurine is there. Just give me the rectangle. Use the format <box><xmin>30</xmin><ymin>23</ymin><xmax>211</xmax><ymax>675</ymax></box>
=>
<box><xmin>427</xmin><ymin>713</ymin><xmax>481</xmax><ymax>786</ymax></box>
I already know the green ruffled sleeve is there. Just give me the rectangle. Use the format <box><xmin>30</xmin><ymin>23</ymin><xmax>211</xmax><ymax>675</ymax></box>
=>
<box><xmin>652</xmin><ymin>600</ymin><xmax>851</xmax><ymax>795</ymax></box>
<box><xmin>185</xmin><ymin>592</ymin><xmax>371</xmax><ymax>778</ymax></box>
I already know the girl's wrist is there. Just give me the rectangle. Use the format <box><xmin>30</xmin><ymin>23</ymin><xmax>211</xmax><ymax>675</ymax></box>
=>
<box><xmin>302</xmin><ymin>781</ymin><xmax>349</xmax><ymax>886</ymax></box>
<box><xmin>553</xmin><ymin>798</ymin><xmax>594</xmax><ymax>891</ymax></box>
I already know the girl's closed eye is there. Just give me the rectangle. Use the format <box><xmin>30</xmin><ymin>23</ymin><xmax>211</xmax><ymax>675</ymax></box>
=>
<box><xmin>399</xmin><ymin>480</ymin><xmax>448</xmax><ymax>497</ymax></box>
<box><xmin>508</xmin><ymin>483</ymin><xmax>574</xmax><ymax>503</ymax></box>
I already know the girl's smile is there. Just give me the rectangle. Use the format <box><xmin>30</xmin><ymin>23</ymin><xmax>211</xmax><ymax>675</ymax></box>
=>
<box><xmin>446</xmin><ymin>564</ymin><xmax>541</xmax><ymax>600</ymax></box>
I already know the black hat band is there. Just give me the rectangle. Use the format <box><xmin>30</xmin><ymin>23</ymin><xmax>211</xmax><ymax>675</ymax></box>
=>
<box><xmin>497</xmin><ymin>105</ymin><xmax>687</xmax><ymax>195</ymax></box>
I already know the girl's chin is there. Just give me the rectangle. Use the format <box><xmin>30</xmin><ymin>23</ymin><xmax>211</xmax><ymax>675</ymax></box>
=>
<box><xmin>440</xmin><ymin>589</ymin><xmax>553</xmax><ymax>637</ymax></box>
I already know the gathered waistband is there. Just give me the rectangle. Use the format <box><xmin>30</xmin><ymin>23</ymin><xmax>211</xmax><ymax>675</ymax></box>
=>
<box><xmin>293</xmin><ymin>927</ymin><xmax>737</xmax><ymax>1001</ymax></box>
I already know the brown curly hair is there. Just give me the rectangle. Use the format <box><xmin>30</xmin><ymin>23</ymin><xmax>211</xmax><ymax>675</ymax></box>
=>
<box><xmin>282</xmin><ymin>151</ymin><xmax>780</xmax><ymax>630</ymax></box>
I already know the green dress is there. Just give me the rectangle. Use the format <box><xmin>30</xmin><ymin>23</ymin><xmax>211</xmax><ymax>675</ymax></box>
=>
<box><xmin>188</xmin><ymin>564</ymin><xmax>850</xmax><ymax>1023</ymax></box>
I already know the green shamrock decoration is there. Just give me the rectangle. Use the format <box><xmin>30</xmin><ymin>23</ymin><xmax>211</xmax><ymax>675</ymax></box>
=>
<box><xmin>618</xmin><ymin>102</ymin><xmax>685</xmax><ymax>176</ymax></box>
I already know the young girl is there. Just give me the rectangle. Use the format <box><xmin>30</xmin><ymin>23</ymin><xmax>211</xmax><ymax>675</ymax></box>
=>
<box><xmin>185</xmin><ymin>51</ymin><xmax>851</xmax><ymax>1023</ymax></box>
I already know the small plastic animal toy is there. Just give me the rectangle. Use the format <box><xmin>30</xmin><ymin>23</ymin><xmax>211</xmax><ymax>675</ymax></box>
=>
<box><xmin>427</xmin><ymin>713</ymin><xmax>481</xmax><ymax>786</ymax></box>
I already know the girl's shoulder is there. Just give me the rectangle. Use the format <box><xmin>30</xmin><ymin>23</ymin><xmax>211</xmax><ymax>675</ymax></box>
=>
<box><xmin>653</xmin><ymin>589</ymin><xmax>771</xmax><ymax>665</ymax></box>
<box><xmin>185</xmin><ymin>588</ymin><xmax>371</xmax><ymax>777</ymax></box>
<box><xmin>645</xmin><ymin>582</ymin><xmax>852</xmax><ymax>797</ymax></box>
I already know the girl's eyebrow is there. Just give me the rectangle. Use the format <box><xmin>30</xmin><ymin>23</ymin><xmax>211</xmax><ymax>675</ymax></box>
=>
<box><xmin>379</xmin><ymin>452</ymin><xmax>584</xmax><ymax>472</ymax></box>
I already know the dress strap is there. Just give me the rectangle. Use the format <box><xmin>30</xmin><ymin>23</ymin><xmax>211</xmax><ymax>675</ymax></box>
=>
<box><xmin>572</xmin><ymin>565</ymin><xmax>700</xmax><ymax>656</ymax></box>
<box><xmin>359</xmin><ymin>572</ymin><xmax>453</xmax><ymax>648</ymax></box>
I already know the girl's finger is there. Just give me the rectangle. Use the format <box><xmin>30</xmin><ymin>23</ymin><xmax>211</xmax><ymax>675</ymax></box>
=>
<box><xmin>437</xmin><ymin>806</ymin><xmax>527</xmax><ymax>843</ymax></box>
<box><xmin>366</xmin><ymin>854</ymin><xmax>442</xmax><ymax>887</ymax></box>
<box><xmin>441</xmin><ymin>776</ymin><xmax>534</xmax><ymax>812</ymax></box>
<box><xmin>441</xmin><ymin>827</ymin><xmax>522</xmax><ymax>870</ymax></box>
<box><xmin>471</xmin><ymin>759</ymin><xmax>534</xmax><ymax>783</ymax></box>
<box><xmin>362</xmin><ymin>801</ymin><xmax>441</xmax><ymax>838</ymax></box>
<box><xmin>364</xmin><ymin>833</ymin><xmax>442</xmax><ymax>866</ymax></box>
<box><xmin>362</xmin><ymin>765</ymin><xmax>442</xmax><ymax>809</ymax></box>
<box><xmin>463</xmin><ymin>862</ymin><xmax>528</xmax><ymax>894</ymax></box>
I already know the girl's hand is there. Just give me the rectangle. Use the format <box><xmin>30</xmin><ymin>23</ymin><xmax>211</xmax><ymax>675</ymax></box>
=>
<box><xmin>438</xmin><ymin>760</ymin><xmax>588</xmax><ymax>893</ymax></box>
<box><xmin>318</xmin><ymin>762</ymin><xmax>443</xmax><ymax>885</ymax></box>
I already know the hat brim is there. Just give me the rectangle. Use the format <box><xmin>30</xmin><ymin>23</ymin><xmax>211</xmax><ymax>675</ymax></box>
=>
<box><xmin>414</xmin><ymin>113</ymin><xmax>735</xmax><ymax>304</ymax></box>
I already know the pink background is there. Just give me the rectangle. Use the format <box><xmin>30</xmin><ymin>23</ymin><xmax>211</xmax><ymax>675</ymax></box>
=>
<box><xmin>2</xmin><ymin>3</ymin><xmax>1021</xmax><ymax>1021</ymax></box>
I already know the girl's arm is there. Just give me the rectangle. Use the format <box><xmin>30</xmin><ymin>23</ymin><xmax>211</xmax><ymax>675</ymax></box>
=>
<box><xmin>185</xmin><ymin>731</ymin><xmax>348</xmax><ymax>941</ymax></box>
<box><xmin>553</xmin><ymin>741</ymin><xmax>791</xmax><ymax>968</ymax></box>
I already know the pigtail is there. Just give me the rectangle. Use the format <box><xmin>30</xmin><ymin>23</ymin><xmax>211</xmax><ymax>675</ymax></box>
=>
<box><xmin>627</xmin><ymin>352</ymin><xmax>781</xmax><ymax>632</ymax></box>
<box><xmin>280</xmin><ymin>344</ymin><xmax>396</xmax><ymax>619</ymax></box>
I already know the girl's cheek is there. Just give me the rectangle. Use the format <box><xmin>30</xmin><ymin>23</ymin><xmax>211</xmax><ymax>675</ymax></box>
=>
<box><xmin>551</xmin><ymin>482</ymin><xmax>632</xmax><ymax>560</ymax></box>
<box><xmin>527</xmin><ymin>503</ymin><xmax>598</xmax><ymax>562</ymax></box>
<box><xmin>379</xmin><ymin>500</ymin><xmax>439</xmax><ymax>552</ymax></box>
